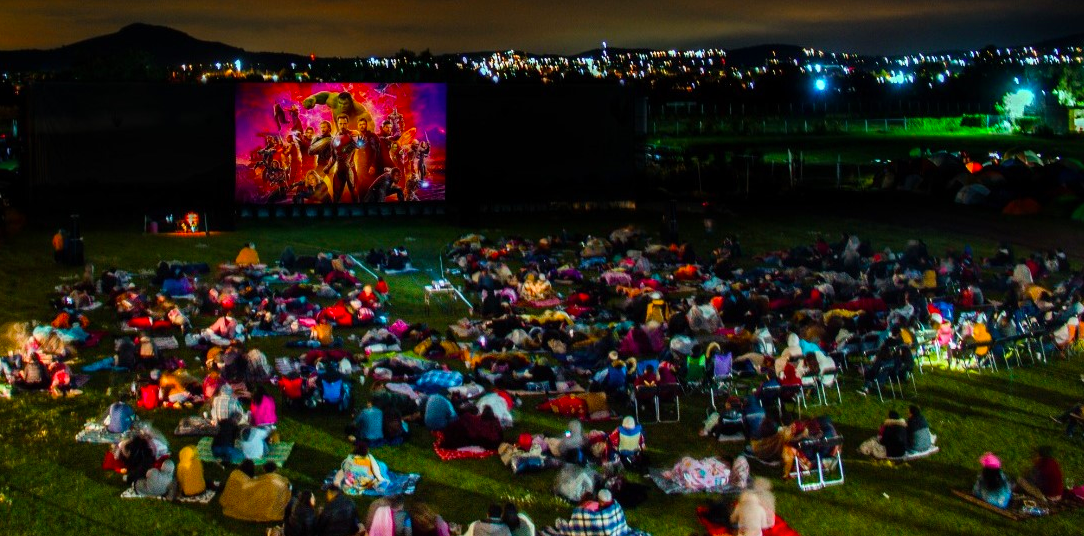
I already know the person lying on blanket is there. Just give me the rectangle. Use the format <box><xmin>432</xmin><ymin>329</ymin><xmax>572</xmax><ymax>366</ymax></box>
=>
<box><xmin>972</xmin><ymin>452</ymin><xmax>1013</xmax><ymax>509</ymax></box>
<box><xmin>545</xmin><ymin>489</ymin><xmax>647</xmax><ymax>536</ymax></box>
<box><xmin>333</xmin><ymin>440</ymin><xmax>391</xmax><ymax>495</ymax></box>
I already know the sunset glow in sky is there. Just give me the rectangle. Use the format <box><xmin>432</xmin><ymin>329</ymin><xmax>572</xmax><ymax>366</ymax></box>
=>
<box><xmin>0</xmin><ymin>0</ymin><xmax>1081</xmax><ymax>56</ymax></box>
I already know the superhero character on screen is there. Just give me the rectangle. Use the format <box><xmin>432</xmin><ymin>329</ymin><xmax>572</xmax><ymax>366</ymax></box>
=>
<box><xmin>327</xmin><ymin>114</ymin><xmax>358</xmax><ymax>203</ymax></box>
<box><xmin>301</xmin><ymin>91</ymin><xmax>374</xmax><ymax>129</ymax></box>
<box><xmin>364</xmin><ymin>168</ymin><xmax>406</xmax><ymax>203</ymax></box>
<box><xmin>294</xmin><ymin>170</ymin><xmax>331</xmax><ymax>204</ymax></box>
<box><xmin>354</xmin><ymin>116</ymin><xmax>380</xmax><ymax>185</ymax></box>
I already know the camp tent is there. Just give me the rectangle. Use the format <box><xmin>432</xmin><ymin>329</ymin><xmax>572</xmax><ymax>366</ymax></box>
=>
<box><xmin>1002</xmin><ymin>198</ymin><xmax>1041</xmax><ymax>215</ymax></box>
<box><xmin>955</xmin><ymin>184</ymin><xmax>991</xmax><ymax>205</ymax></box>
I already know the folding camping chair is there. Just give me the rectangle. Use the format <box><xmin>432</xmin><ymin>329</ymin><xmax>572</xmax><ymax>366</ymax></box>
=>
<box><xmin>817</xmin><ymin>367</ymin><xmax>843</xmax><ymax>406</ymax></box>
<box><xmin>891</xmin><ymin>351</ymin><xmax>918</xmax><ymax>398</ymax></box>
<box><xmin>632</xmin><ymin>385</ymin><xmax>659</xmax><ymax>423</ymax></box>
<box><xmin>791</xmin><ymin>435</ymin><xmax>846</xmax><ymax>492</ymax></box>
<box><xmin>780</xmin><ymin>383</ymin><xmax>806</xmax><ymax>420</ymax></box>
<box><xmin>708</xmin><ymin>351</ymin><xmax>735</xmax><ymax>412</ymax></box>
<box><xmin>656</xmin><ymin>383</ymin><xmax>682</xmax><ymax>423</ymax></box>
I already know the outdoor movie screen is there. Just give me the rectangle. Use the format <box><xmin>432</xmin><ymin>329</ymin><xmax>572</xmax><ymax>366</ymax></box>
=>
<box><xmin>235</xmin><ymin>83</ymin><xmax>446</xmax><ymax>204</ymax></box>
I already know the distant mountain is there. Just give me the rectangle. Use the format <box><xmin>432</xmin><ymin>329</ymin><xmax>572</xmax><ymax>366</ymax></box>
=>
<box><xmin>0</xmin><ymin>23</ymin><xmax>307</xmax><ymax>72</ymax></box>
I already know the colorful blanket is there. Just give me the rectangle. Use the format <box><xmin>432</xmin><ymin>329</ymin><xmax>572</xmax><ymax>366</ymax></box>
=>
<box><xmin>525</xmin><ymin>298</ymin><xmax>563</xmax><ymax>309</ymax></box>
<box><xmin>649</xmin><ymin>457</ymin><xmax>737</xmax><ymax>495</ymax></box>
<box><xmin>507</xmin><ymin>381</ymin><xmax>586</xmax><ymax>397</ymax></box>
<box><xmin>323</xmin><ymin>470</ymin><xmax>422</xmax><ymax>497</ymax></box>
<box><xmin>174</xmin><ymin>416</ymin><xmax>219</xmax><ymax>437</ymax></box>
<box><xmin>120</xmin><ymin>486</ymin><xmax>217</xmax><ymax>504</ymax></box>
<box><xmin>75</xmin><ymin>420</ymin><xmax>127</xmax><ymax>444</ymax></box>
<box><xmin>153</xmin><ymin>336</ymin><xmax>180</xmax><ymax>350</ymax></box>
<box><xmin>696</xmin><ymin>506</ymin><xmax>801</xmax><ymax>536</ymax></box>
<box><xmin>431</xmin><ymin>431</ymin><xmax>499</xmax><ymax>461</ymax></box>
<box><xmin>196</xmin><ymin>437</ymin><xmax>294</xmax><ymax>467</ymax></box>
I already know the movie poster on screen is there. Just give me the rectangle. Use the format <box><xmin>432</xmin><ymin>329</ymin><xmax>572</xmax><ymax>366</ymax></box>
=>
<box><xmin>235</xmin><ymin>83</ymin><xmax>446</xmax><ymax>204</ymax></box>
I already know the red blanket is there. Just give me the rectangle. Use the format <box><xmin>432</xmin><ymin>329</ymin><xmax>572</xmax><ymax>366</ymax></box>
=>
<box><xmin>696</xmin><ymin>506</ymin><xmax>801</xmax><ymax>536</ymax></box>
<box><xmin>431</xmin><ymin>431</ymin><xmax>498</xmax><ymax>461</ymax></box>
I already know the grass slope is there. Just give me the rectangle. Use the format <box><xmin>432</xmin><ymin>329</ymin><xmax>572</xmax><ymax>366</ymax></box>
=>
<box><xmin>1</xmin><ymin>208</ymin><xmax>1083</xmax><ymax>536</ymax></box>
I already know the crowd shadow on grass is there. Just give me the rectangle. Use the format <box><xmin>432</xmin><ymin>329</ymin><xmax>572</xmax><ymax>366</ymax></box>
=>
<box><xmin>966</xmin><ymin>371</ymin><xmax>1079</xmax><ymax>409</ymax></box>
<box><xmin>804</xmin><ymin>489</ymin><xmax>1020</xmax><ymax>536</ymax></box>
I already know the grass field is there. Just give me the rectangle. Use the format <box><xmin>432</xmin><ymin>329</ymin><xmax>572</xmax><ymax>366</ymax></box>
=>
<box><xmin>1</xmin><ymin>205</ymin><xmax>1083</xmax><ymax>536</ymax></box>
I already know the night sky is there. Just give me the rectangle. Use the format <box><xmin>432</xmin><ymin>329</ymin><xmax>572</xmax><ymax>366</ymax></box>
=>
<box><xmin>1</xmin><ymin>0</ymin><xmax>1082</xmax><ymax>56</ymax></box>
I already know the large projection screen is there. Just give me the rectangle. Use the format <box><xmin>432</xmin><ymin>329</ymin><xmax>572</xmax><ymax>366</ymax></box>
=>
<box><xmin>235</xmin><ymin>83</ymin><xmax>446</xmax><ymax>204</ymax></box>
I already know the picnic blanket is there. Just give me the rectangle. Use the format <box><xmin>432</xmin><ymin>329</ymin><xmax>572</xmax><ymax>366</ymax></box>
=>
<box><xmin>120</xmin><ymin>486</ymin><xmax>217</xmax><ymax>504</ymax></box>
<box><xmin>696</xmin><ymin>506</ymin><xmax>801</xmax><ymax>536</ymax></box>
<box><xmin>431</xmin><ymin>431</ymin><xmax>499</xmax><ymax>461</ymax></box>
<box><xmin>196</xmin><ymin>437</ymin><xmax>294</xmax><ymax>467</ymax></box>
<box><xmin>649</xmin><ymin>457</ymin><xmax>737</xmax><ymax>495</ymax></box>
<box><xmin>950</xmin><ymin>488</ymin><xmax>1083</xmax><ymax>520</ymax></box>
<box><xmin>506</xmin><ymin>380</ymin><xmax>586</xmax><ymax>397</ymax></box>
<box><xmin>174</xmin><ymin>416</ymin><xmax>219</xmax><ymax>437</ymax></box>
<box><xmin>524</xmin><ymin>298</ymin><xmax>563</xmax><ymax>309</ymax></box>
<box><xmin>75</xmin><ymin>420</ymin><xmax>127</xmax><ymax>444</ymax></box>
<box><xmin>322</xmin><ymin>470</ymin><xmax>422</xmax><ymax>497</ymax></box>
<box><xmin>153</xmin><ymin>336</ymin><xmax>180</xmax><ymax>350</ymax></box>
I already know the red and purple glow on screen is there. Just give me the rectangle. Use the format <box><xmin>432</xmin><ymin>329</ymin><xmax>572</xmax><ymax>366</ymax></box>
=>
<box><xmin>235</xmin><ymin>82</ymin><xmax>446</xmax><ymax>204</ymax></box>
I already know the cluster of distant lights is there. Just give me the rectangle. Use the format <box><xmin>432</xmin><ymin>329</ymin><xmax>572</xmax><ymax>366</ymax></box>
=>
<box><xmin>161</xmin><ymin>41</ymin><xmax>1084</xmax><ymax>90</ymax></box>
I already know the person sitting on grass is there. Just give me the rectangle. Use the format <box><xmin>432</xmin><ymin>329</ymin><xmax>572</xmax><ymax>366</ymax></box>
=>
<box><xmin>544</xmin><ymin>489</ymin><xmax>647</xmax><ymax>536</ymax></box>
<box><xmin>1052</xmin><ymin>402</ymin><xmax>1084</xmax><ymax>439</ymax></box>
<box><xmin>239</xmin><ymin>425</ymin><xmax>271</xmax><ymax>461</ymax></box>
<box><xmin>352</xmin><ymin>401</ymin><xmax>385</xmax><ymax>445</ymax></box>
<box><xmin>211</xmin><ymin>416</ymin><xmax>243</xmax><ymax>464</ymax></box>
<box><xmin>250</xmin><ymin>385</ymin><xmax>277</xmax><ymax>428</ymax></box>
<box><xmin>972</xmin><ymin>452</ymin><xmax>1012</xmax><ymax>509</ymax></box>
<box><xmin>859</xmin><ymin>410</ymin><xmax>908</xmax><ymax>459</ymax></box>
<box><xmin>210</xmin><ymin>384</ymin><xmax>246</xmax><ymax>425</ymax></box>
<box><xmin>609</xmin><ymin>416</ymin><xmax>646</xmax><ymax>471</ymax></box>
<box><xmin>333</xmin><ymin>440</ymin><xmax>391</xmax><ymax>495</ymax></box>
<box><xmin>315</xmin><ymin>484</ymin><xmax>361</xmax><ymax>536</ymax></box>
<box><xmin>502</xmin><ymin>502</ymin><xmax>536</xmax><ymax>536</ymax></box>
<box><xmin>220</xmin><ymin>460</ymin><xmax>291</xmax><ymax>522</ymax></box>
<box><xmin>906</xmin><ymin>405</ymin><xmax>937</xmax><ymax>455</ymax></box>
<box><xmin>468</xmin><ymin>503</ymin><xmax>512</xmax><ymax>536</ymax></box>
<box><xmin>235</xmin><ymin>242</ymin><xmax>260</xmax><ymax>266</ymax></box>
<box><xmin>284</xmin><ymin>489</ymin><xmax>317</xmax><ymax>536</ymax></box>
<box><xmin>134</xmin><ymin>459</ymin><xmax>176</xmax><ymax>498</ymax></box>
<box><xmin>1018</xmin><ymin>445</ymin><xmax>1065</xmax><ymax>503</ymax></box>
<box><xmin>423</xmin><ymin>393</ymin><xmax>458</xmax><ymax>431</ymax></box>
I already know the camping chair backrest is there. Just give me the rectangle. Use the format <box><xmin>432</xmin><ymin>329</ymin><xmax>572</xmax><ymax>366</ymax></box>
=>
<box><xmin>686</xmin><ymin>354</ymin><xmax>706</xmax><ymax>382</ymax></box>
<box><xmin>712</xmin><ymin>352</ymin><xmax>733</xmax><ymax>379</ymax></box>
<box><xmin>321</xmin><ymin>378</ymin><xmax>343</xmax><ymax>404</ymax></box>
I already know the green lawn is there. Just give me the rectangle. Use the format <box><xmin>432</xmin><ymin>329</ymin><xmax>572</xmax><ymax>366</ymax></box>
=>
<box><xmin>1</xmin><ymin>208</ymin><xmax>1083</xmax><ymax>536</ymax></box>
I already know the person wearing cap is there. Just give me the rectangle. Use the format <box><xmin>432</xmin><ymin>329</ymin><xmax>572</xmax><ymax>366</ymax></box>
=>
<box><xmin>609</xmin><ymin>416</ymin><xmax>646</xmax><ymax>470</ymax></box>
<box><xmin>972</xmin><ymin>452</ymin><xmax>1012</xmax><ymax>509</ymax></box>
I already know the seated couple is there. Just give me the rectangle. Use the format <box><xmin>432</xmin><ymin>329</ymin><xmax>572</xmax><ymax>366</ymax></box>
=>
<box><xmin>858</xmin><ymin>405</ymin><xmax>937</xmax><ymax>459</ymax></box>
